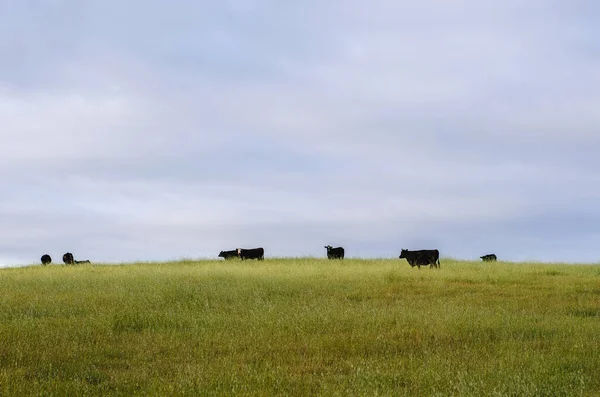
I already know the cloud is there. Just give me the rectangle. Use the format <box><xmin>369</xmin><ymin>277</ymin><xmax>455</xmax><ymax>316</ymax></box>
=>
<box><xmin>2</xmin><ymin>1</ymin><xmax>600</xmax><ymax>266</ymax></box>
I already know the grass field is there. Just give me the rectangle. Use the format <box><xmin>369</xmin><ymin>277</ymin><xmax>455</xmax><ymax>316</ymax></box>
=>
<box><xmin>1</xmin><ymin>258</ymin><xmax>599</xmax><ymax>396</ymax></box>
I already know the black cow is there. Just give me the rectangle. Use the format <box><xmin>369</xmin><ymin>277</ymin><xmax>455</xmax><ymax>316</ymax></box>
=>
<box><xmin>324</xmin><ymin>245</ymin><xmax>344</xmax><ymax>260</ymax></box>
<box><xmin>480</xmin><ymin>254</ymin><xmax>497</xmax><ymax>262</ymax></box>
<box><xmin>237</xmin><ymin>247</ymin><xmax>264</xmax><ymax>260</ymax></box>
<box><xmin>40</xmin><ymin>254</ymin><xmax>52</xmax><ymax>265</ymax></box>
<box><xmin>399</xmin><ymin>249</ymin><xmax>440</xmax><ymax>269</ymax></box>
<box><xmin>63</xmin><ymin>252</ymin><xmax>91</xmax><ymax>265</ymax></box>
<box><xmin>63</xmin><ymin>252</ymin><xmax>74</xmax><ymax>265</ymax></box>
<box><xmin>218</xmin><ymin>250</ymin><xmax>239</xmax><ymax>260</ymax></box>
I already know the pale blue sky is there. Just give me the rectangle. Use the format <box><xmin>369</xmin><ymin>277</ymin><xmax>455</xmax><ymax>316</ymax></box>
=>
<box><xmin>1</xmin><ymin>1</ymin><xmax>600</xmax><ymax>266</ymax></box>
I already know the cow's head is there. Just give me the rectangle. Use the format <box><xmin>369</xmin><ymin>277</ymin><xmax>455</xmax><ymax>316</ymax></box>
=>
<box><xmin>399</xmin><ymin>249</ymin><xmax>408</xmax><ymax>259</ymax></box>
<box><xmin>324</xmin><ymin>245</ymin><xmax>332</xmax><ymax>250</ymax></box>
<box><xmin>237</xmin><ymin>248</ymin><xmax>241</xmax><ymax>255</ymax></box>
<box><xmin>218</xmin><ymin>251</ymin><xmax>225</xmax><ymax>258</ymax></box>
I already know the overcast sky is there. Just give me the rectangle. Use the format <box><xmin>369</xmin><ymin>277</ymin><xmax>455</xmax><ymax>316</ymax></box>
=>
<box><xmin>1</xmin><ymin>1</ymin><xmax>600</xmax><ymax>267</ymax></box>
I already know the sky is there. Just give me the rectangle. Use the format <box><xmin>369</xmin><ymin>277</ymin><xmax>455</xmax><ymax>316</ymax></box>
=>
<box><xmin>1</xmin><ymin>1</ymin><xmax>600</xmax><ymax>267</ymax></box>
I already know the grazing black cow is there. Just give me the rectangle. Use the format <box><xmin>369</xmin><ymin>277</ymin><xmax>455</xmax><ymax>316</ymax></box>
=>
<box><xmin>218</xmin><ymin>250</ymin><xmax>239</xmax><ymax>260</ymax></box>
<box><xmin>63</xmin><ymin>252</ymin><xmax>74</xmax><ymax>265</ymax></box>
<box><xmin>237</xmin><ymin>247</ymin><xmax>264</xmax><ymax>260</ymax></box>
<box><xmin>399</xmin><ymin>249</ymin><xmax>440</xmax><ymax>269</ymax></box>
<box><xmin>63</xmin><ymin>252</ymin><xmax>90</xmax><ymax>265</ymax></box>
<box><xmin>480</xmin><ymin>254</ymin><xmax>497</xmax><ymax>262</ymax></box>
<box><xmin>324</xmin><ymin>245</ymin><xmax>344</xmax><ymax>260</ymax></box>
<box><xmin>41</xmin><ymin>254</ymin><xmax>52</xmax><ymax>265</ymax></box>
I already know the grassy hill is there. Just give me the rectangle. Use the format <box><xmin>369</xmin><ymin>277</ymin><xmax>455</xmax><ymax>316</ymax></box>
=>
<box><xmin>1</xmin><ymin>258</ymin><xmax>599</xmax><ymax>396</ymax></box>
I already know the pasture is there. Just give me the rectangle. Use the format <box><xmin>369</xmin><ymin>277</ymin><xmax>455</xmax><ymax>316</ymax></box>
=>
<box><xmin>1</xmin><ymin>258</ymin><xmax>599</xmax><ymax>396</ymax></box>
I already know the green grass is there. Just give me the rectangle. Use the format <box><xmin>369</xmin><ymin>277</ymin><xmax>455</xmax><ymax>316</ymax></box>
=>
<box><xmin>1</xmin><ymin>258</ymin><xmax>599</xmax><ymax>396</ymax></box>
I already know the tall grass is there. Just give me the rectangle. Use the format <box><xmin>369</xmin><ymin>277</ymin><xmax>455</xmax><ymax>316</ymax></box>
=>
<box><xmin>1</xmin><ymin>258</ymin><xmax>599</xmax><ymax>396</ymax></box>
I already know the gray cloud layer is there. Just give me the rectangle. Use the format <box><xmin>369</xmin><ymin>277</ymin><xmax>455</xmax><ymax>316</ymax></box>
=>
<box><xmin>2</xmin><ymin>1</ymin><xmax>600</xmax><ymax>266</ymax></box>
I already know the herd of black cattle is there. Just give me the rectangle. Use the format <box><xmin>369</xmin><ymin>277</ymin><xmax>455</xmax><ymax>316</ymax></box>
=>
<box><xmin>38</xmin><ymin>247</ymin><xmax>498</xmax><ymax>268</ymax></box>
<box><xmin>217</xmin><ymin>246</ymin><xmax>498</xmax><ymax>269</ymax></box>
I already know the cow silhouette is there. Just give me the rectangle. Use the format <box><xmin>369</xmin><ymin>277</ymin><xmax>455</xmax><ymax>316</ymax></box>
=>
<box><xmin>324</xmin><ymin>245</ymin><xmax>344</xmax><ymax>259</ymax></box>
<box><xmin>63</xmin><ymin>252</ymin><xmax>91</xmax><ymax>265</ymax></box>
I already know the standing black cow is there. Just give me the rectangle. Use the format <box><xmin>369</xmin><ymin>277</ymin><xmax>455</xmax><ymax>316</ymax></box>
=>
<box><xmin>237</xmin><ymin>247</ymin><xmax>264</xmax><ymax>260</ymax></box>
<box><xmin>218</xmin><ymin>250</ymin><xmax>239</xmax><ymax>260</ymax></box>
<box><xmin>399</xmin><ymin>249</ymin><xmax>440</xmax><ymax>269</ymax></box>
<box><xmin>480</xmin><ymin>254</ymin><xmax>497</xmax><ymax>262</ymax></box>
<box><xmin>40</xmin><ymin>254</ymin><xmax>52</xmax><ymax>265</ymax></box>
<box><xmin>324</xmin><ymin>245</ymin><xmax>344</xmax><ymax>260</ymax></box>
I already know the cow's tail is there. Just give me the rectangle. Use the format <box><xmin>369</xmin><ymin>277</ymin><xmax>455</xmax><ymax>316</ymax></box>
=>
<box><xmin>437</xmin><ymin>258</ymin><xmax>441</xmax><ymax>268</ymax></box>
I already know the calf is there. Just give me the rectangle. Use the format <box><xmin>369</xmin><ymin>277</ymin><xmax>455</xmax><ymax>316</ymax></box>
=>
<box><xmin>324</xmin><ymin>245</ymin><xmax>344</xmax><ymax>260</ymax></box>
<box><xmin>237</xmin><ymin>247</ymin><xmax>264</xmax><ymax>260</ymax></box>
<box><xmin>218</xmin><ymin>249</ymin><xmax>239</xmax><ymax>260</ymax></box>
<box><xmin>399</xmin><ymin>249</ymin><xmax>440</xmax><ymax>269</ymax></box>
<box><xmin>480</xmin><ymin>254</ymin><xmax>497</xmax><ymax>262</ymax></box>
